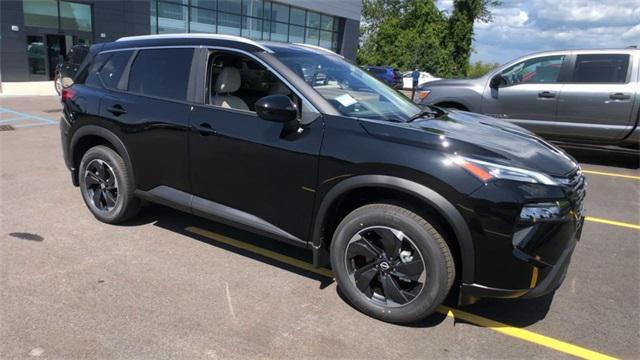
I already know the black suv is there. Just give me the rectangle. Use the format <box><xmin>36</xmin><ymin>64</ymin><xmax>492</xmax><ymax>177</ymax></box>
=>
<box><xmin>61</xmin><ymin>34</ymin><xmax>585</xmax><ymax>324</ymax></box>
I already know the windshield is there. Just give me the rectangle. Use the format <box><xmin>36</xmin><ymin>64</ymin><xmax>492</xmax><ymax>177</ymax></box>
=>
<box><xmin>271</xmin><ymin>48</ymin><xmax>421</xmax><ymax>122</ymax></box>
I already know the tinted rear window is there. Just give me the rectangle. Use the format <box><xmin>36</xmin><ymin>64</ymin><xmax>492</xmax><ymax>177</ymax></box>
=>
<box><xmin>99</xmin><ymin>51</ymin><xmax>133</xmax><ymax>90</ymax></box>
<box><xmin>572</xmin><ymin>54</ymin><xmax>630</xmax><ymax>83</ymax></box>
<box><xmin>128</xmin><ymin>48</ymin><xmax>194</xmax><ymax>101</ymax></box>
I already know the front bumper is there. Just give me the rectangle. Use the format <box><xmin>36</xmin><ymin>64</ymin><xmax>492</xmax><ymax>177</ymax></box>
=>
<box><xmin>459</xmin><ymin>218</ymin><xmax>580</xmax><ymax>305</ymax></box>
<box><xmin>458</xmin><ymin>170</ymin><xmax>586</xmax><ymax>305</ymax></box>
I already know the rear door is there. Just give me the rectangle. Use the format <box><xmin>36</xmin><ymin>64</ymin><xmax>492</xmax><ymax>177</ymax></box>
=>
<box><xmin>100</xmin><ymin>48</ymin><xmax>195</xmax><ymax>192</ymax></box>
<box><xmin>554</xmin><ymin>52</ymin><xmax>637</xmax><ymax>142</ymax></box>
<box><xmin>481</xmin><ymin>54</ymin><xmax>568</xmax><ymax>136</ymax></box>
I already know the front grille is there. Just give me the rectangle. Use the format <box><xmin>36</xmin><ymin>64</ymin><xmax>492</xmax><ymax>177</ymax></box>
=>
<box><xmin>556</xmin><ymin>169</ymin><xmax>587</xmax><ymax>218</ymax></box>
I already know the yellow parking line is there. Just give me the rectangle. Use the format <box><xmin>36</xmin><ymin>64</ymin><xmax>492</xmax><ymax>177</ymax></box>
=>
<box><xmin>185</xmin><ymin>225</ymin><xmax>618</xmax><ymax>360</ymax></box>
<box><xmin>581</xmin><ymin>170</ymin><xmax>640</xmax><ymax>181</ymax></box>
<box><xmin>437</xmin><ymin>306</ymin><xmax>617</xmax><ymax>360</ymax></box>
<box><xmin>585</xmin><ymin>216</ymin><xmax>640</xmax><ymax>230</ymax></box>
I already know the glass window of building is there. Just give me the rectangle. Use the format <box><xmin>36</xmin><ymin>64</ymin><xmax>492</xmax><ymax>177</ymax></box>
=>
<box><xmin>191</xmin><ymin>0</ymin><xmax>216</xmax><ymax>9</ymax></box>
<box><xmin>218</xmin><ymin>0</ymin><xmax>241</xmax><ymax>14</ymax></box>
<box><xmin>150</xmin><ymin>0</ymin><xmax>341</xmax><ymax>52</ymax></box>
<box><xmin>158</xmin><ymin>1</ymin><xmax>187</xmax><ymax>33</ymax></box>
<box><xmin>242</xmin><ymin>17</ymin><xmax>263</xmax><ymax>40</ymax></box>
<box><xmin>321</xmin><ymin>15</ymin><xmax>333</xmax><ymax>31</ymax></box>
<box><xmin>290</xmin><ymin>7</ymin><xmax>305</xmax><ymax>26</ymax></box>
<box><xmin>270</xmin><ymin>3</ymin><xmax>289</xmax><ymax>23</ymax></box>
<box><xmin>270</xmin><ymin>21</ymin><xmax>288</xmax><ymax>42</ymax></box>
<box><xmin>305</xmin><ymin>28</ymin><xmax>319</xmax><ymax>46</ymax></box>
<box><xmin>60</xmin><ymin>1</ymin><xmax>92</xmax><ymax>32</ymax></box>
<box><xmin>190</xmin><ymin>7</ymin><xmax>216</xmax><ymax>33</ymax></box>
<box><xmin>306</xmin><ymin>11</ymin><xmax>320</xmax><ymax>28</ymax></box>
<box><xmin>23</xmin><ymin>0</ymin><xmax>60</xmax><ymax>28</ymax></box>
<box><xmin>289</xmin><ymin>25</ymin><xmax>304</xmax><ymax>43</ymax></box>
<box><xmin>218</xmin><ymin>12</ymin><xmax>241</xmax><ymax>35</ymax></box>
<box><xmin>242</xmin><ymin>0</ymin><xmax>263</xmax><ymax>18</ymax></box>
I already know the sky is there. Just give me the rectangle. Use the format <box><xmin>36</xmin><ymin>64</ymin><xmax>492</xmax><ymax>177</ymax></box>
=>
<box><xmin>437</xmin><ymin>0</ymin><xmax>640</xmax><ymax>65</ymax></box>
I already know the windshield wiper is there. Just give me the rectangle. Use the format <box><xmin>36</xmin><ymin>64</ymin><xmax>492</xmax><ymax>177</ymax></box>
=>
<box><xmin>407</xmin><ymin>106</ymin><xmax>441</xmax><ymax>122</ymax></box>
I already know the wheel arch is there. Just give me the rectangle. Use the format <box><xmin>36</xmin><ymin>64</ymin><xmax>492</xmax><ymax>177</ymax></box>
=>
<box><xmin>311</xmin><ymin>175</ymin><xmax>474</xmax><ymax>285</ymax></box>
<box><xmin>433</xmin><ymin>101</ymin><xmax>470</xmax><ymax>111</ymax></box>
<box><xmin>70</xmin><ymin>125</ymin><xmax>134</xmax><ymax>187</ymax></box>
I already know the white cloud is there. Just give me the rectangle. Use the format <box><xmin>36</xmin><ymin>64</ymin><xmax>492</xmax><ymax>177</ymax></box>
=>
<box><xmin>471</xmin><ymin>0</ymin><xmax>640</xmax><ymax>64</ymax></box>
<box><xmin>622</xmin><ymin>24</ymin><xmax>640</xmax><ymax>40</ymax></box>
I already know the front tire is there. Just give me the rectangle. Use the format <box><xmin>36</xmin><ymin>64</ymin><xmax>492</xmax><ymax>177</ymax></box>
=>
<box><xmin>330</xmin><ymin>203</ymin><xmax>455</xmax><ymax>324</ymax></box>
<box><xmin>79</xmin><ymin>145</ymin><xmax>140</xmax><ymax>224</ymax></box>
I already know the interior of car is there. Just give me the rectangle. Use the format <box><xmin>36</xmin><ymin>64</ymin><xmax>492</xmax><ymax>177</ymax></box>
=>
<box><xmin>207</xmin><ymin>52</ymin><xmax>297</xmax><ymax>112</ymax></box>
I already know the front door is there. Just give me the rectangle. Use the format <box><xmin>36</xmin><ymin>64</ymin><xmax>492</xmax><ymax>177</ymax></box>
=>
<box><xmin>482</xmin><ymin>54</ymin><xmax>567</xmax><ymax>136</ymax></box>
<box><xmin>189</xmin><ymin>50</ymin><xmax>323</xmax><ymax>243</ymax></box>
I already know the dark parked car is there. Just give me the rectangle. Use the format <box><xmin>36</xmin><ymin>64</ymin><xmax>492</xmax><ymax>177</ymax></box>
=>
<box><xmin>60</xmin><ymin>34</ymin><xmax>585</xmax><ymax>324</ymax></box>
<box><xmin>363</xmin><ymin>65</ymin><xmax>403</xmax><ymax>88</ymax></box>
<box><xmin>54</xmin><ymin>44</ymin><xmax>89</xmax><ymax>95</ymax></box>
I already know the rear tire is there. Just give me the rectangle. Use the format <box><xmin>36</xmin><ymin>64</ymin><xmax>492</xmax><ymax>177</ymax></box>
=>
<box><xmin>330</xmin><ymin>203</ymin><xmax>454</xmax><ymax>324</ymax></box>
<box><xmin>79</xmin><ymin>145</ymin><xmax>140</xmax><ymax>224</ymax></box>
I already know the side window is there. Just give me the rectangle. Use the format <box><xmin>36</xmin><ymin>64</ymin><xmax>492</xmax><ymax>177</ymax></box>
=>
<box><xmin>208</xmin><ymin>52</ymin><xmax>289</xmax><ymax>111</ymax></box>
<box><xmin>207</xmin><ymin>51</ymin><xmax>319</xmax><ymax>123</ymax></box>
<box><xmin>572</xmin><ymin>54</ymin><xmax>630</xmax><ymax>83</ymax></box>
<box><xmin>501</xmin><ymin>55</ymin><xmax>565</xmax><ymax>86</ymax></box>
<box><xmin>98</xmin><ymin>51</ymin><xmax>133</xmax><ymax>90</ymax></box>
<box><xmin>128</xmin><ymin>48</ymin><xmax>194</xmax><ymax>101</ymax></box>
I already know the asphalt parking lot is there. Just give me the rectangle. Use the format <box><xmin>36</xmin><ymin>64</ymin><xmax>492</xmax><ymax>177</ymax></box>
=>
<box><xmin>1</xmin><ymin>95</ymin><xmax>638</xmax><ymax>359</ymax></box>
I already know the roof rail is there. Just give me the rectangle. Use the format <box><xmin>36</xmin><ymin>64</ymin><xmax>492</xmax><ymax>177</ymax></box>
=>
<box><xmin>116</xmin><ymin>33</ymin><xmax>273</xmax><ymax>53</ymax></box>
<box><xmin>293</xmin><ymin>43</ymin><xmax>343</xmax><ymax>58</ymax></box>
<box><xmin>626</xmin><ymin>45</ymin><xmax>638</xmax><ymax>49</ymax></box>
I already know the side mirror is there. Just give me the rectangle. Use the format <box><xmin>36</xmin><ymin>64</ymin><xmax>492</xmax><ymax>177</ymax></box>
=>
<box><xmin>255</xmin><ymin>95</ymin><xmax>297</xmax><ymax>123</ymax></box>
<box><xmin>489</xmin><ymin>74</ymin><xmax>505</xmax><ymax>89</ymax></box>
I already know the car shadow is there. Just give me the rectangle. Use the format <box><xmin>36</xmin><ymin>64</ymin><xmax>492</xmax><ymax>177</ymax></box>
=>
<box><xmin>454</xmin><ymin>293</ymin><xmax>555</xmax><ymax>327</ymax></box>
<box><xmin>119</xmin><ymin>203</ymin><xmax>554</xmax><ymax>329</ymax></box>
<box><xmin>558</xmin><ymin>144</ymin><xmax>639</xmax><ymax>169</ymax></box>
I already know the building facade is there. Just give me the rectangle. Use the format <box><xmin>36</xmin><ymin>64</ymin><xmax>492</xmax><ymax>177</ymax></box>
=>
<box><xmin>0</xmin><ymin>0</ymin><xmax>361</xmax><ymax>82</ymax></box>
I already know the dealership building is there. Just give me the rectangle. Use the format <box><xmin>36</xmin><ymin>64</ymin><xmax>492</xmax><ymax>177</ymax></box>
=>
<box><xmin>0</xmin><ymin>0</ymin><xmax>361</xmax><ymax>82</ymax></box>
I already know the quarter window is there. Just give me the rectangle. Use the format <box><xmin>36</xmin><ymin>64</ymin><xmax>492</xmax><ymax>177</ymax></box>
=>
<box><xmin>572</xmin><ymin>54</ymin><xmax>630</xmax><ymax>84</ymax></box>
<box><xmin>128</xmin><ymin>48</ymin><xmax>194</xmax><ymax>101</ymax></box>
<box><xmin>501</xmin><ymin>55</ymin><xmax>565</xmax><ymax>86</ymax></box>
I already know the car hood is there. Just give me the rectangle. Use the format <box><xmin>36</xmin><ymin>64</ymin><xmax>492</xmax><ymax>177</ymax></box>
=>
<box><xmin>361</xmin><ymin>110</ymin><xmax>578</xmax><ymax>177</ymax></box>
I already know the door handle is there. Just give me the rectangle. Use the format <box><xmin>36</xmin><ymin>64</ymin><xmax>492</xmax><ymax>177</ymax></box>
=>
<box><xmin>538</xmin><ymin>91</ymin><xmax>556</xmax><ymax>99</ymax></box>
<box><xmin>106</xmin><ymin>105</ymin><xmax>127</xmax><ymax>116</ymax></box>
<box><xmin>609</xmin><ymin>93</ymin><xmax>631</xmax><ymax>100</ymax></box>
<box><xmin>196</xmin><ymin>122</ymin><xmax>217</xmax><ymax>136</ymax></box>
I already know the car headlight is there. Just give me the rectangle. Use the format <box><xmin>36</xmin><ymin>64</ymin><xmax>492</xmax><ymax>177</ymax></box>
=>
<box><xmin>444</xmin><ymin>156</ymin><xmax>558</xmax><ymax>185</ymax></box>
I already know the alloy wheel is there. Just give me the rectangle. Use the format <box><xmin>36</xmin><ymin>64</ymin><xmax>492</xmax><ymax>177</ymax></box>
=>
<box><xmin>344</xmin><ymin>226</ymin><xmax>427</xmax><ymax>307</ymax></box>
<box><xmin>84</xmin><ymin>159</ymin><xmax>118</xmax><ymax>212</ymax></box>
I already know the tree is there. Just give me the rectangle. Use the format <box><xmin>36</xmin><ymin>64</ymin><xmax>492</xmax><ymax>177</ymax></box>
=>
<box><xmin>447</xmin><ymin>0</ymin><xmax>501</xmax><ymax>76</ymax></box>
<box><xmin>467</xmin><ymin>61</ymin><xmax>500</xmax><ymax>78</ymax></box>
<box><xmin>357</xmin><ymin>0</ymin><xmax>499</xmax><ymax>78</ymax></box>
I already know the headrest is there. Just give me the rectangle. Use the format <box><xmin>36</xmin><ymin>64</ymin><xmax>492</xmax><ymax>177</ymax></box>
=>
<box><xmin>214</xmin><ymin>67</ymin><xmax>241</xmax><ymax>94</ymax></box>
